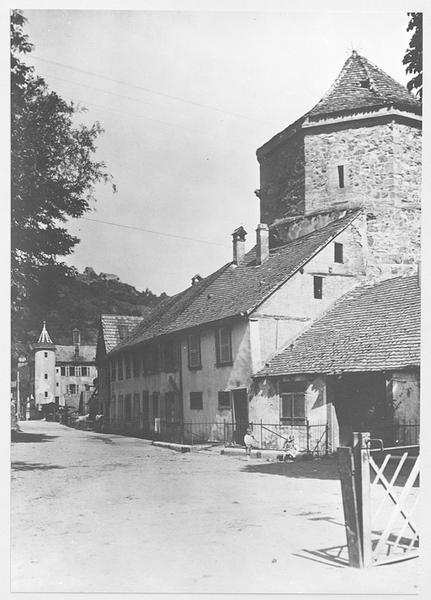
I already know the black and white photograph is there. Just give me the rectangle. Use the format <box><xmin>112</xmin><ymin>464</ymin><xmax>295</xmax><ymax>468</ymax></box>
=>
<box><xmin>9</xmin><ymin>2</ymin><xmax>425</xmax><ymax>596</ymax></box>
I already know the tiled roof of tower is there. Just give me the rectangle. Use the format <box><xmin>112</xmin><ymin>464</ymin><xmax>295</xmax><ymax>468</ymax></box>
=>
<box><xmin>110</xmin><ymin>210</ymin><xmax>360</xmax><ymax>354</ymax></box>
<box><xmin>100</xmin><ymin>314</ymin><xmax>148</xmax><ymax>353</ymax></box>
<box><xmin>256</xmin><ymin>276</ymin><xmax>420</xmax><ymax>377</ymax></box>
<box><xmin>308</xmin><ymin>51</ymin><xmax>421</xmax><ymax>120</ymax></box>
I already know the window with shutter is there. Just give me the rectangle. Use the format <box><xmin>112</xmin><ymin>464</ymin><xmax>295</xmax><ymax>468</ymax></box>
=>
<box><xmin>215</xmin><ymin>326</ymin><xmax>232</xmax><ymax>366</ymax></box>
<box><xmin>124</xmin><ymin>394</ymin><xmax>132</xmax><ymax>419</ymax></box>
<box><xmin>280</xmin><ymin>381</ymin><xmax>306</xmax><ymax>424</ymax></box>
<box><xmin>152</xmin><ymin>392</ymin><xmax>159</xmax><ymax>418</ymax></box>
<box><xmin>188</xmin><ymin>334</ymin><xmax>201</xmax><ymax>369</ymax></box>
<box><xmin>218</xmin><ymin>391</ymin><xmax>231</xmax><ymax>410</ymax></box>
<box><xmin>190</xmin><ymin>392</ymin><xmax>203</xmax><ymax>410</ymax></box>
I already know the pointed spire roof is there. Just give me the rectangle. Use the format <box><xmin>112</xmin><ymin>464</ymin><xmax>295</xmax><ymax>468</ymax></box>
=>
<box><xmin>308</xmin><ymin>50</ymin><xmax>421</xmax><ymax>121</ymax></box>
<box><xmin>37</xmin><ymin>321</ymin><xmax>53</xmax><ymax>344</ymax></box>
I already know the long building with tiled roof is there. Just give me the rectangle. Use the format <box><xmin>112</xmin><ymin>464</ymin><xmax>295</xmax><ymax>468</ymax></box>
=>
<box><xmin>111</xmin><ymin>211</ymin><xmax>360</xmax><ymax>354</ymax></box>
<box><xmin>96</xmin><ymin>50</ymin><xmax>420</xmax><ymax>450</ymax></box>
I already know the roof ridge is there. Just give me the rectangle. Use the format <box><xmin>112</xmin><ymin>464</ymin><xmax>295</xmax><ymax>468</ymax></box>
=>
<box><xmin>109</xmin><ymin>262</ymin><xmax>232</xmax><ymax>353</ymax></box>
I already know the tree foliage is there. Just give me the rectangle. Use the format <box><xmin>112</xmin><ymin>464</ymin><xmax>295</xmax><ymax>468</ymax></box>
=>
<box><xmin>11</xmin><ymin>10</ymin><xmax>114</xmax><ymax>315</ymax></box>
<box><xmin>403</xmin><ymin>12</ymin><xmax>422</xmax><ymax>100</ymax></box>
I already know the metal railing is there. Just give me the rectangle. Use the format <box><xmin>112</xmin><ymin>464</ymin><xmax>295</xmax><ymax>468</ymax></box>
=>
<box><xmin>103</xmin><ymin>417</ymin><xmax>330</xmax><ymax>453</ymax></box>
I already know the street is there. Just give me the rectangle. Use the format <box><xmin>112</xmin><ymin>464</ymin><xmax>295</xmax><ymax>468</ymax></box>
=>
<box><xmin>11</xmin><ymin>420</ymin><xmax>419</xmax><ymax>594</ymax></box>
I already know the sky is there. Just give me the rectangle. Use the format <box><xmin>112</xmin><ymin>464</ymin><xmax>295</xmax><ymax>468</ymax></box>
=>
<box><xmin>22</xmin><ymin>8</ymin><xmax>414</xmax><ymax>295</ymax></box>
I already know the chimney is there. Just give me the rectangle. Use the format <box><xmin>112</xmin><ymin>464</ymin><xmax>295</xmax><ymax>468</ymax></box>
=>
<box><xmin>256</xmin><ymin>223</ymin><xmax>269</xmax><ymax>265</ymax></box>
<box><xmin>72</xmin><ymin>328</ymin><xmax>81</xmax><ymax>346</ymax></box>
<box><xmin>191</xmin><ymin>274</ymin><xmax>203</xmax><ymax>286</ymax></box>
<box><xmin>232</xmin><ymin>226</ymin><xmax>247</xmax><ymax>265</ymax></box>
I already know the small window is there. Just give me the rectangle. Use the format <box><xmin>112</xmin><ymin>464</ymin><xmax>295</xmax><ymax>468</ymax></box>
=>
<box><xmin>56</xmin><ymin>382</ymin><xmax>59</xmax><ymax>387</ymax></box>
<box><xmin>67</xmin><ymin>384</ymin><xmax>77</xmax><ymax>394</ymax></box>
<box><xmin>218</xmin><ymin>391</ymin><xmax>231</xmax><ymax>410</ymax></box>
<box><xmin>85</xmin><ymin>384</ymin><xmax>90</xmax><ymax>391</ymax></box>
<box><xmin>280</xmin><ymin>381</ymin><xmax>306</xmax><ymax>424</ymax></box>
<box><xmin>44</xmin><ymin>391</ymin><xmax>48</xmax><ymax>398</ymax></box>
<box><xmin>334</xmin><ymin>242</ymin><xmax>343</xmax><ymax>264</ymax></box>
<box><xmin>81</xmin><ymin>366</ymin><xmax>88</xmax><ymax>377</ymax></box>
<box><xmin>215</xmin><ymin>327</ymin><xmax>232</xmax><ymax>366</ymax></box>
<box><xmin>110</xmin><ymin>361</ymin><xmax>116</xmax><ymax>381</ymax></box>
<box><xmin>118</xmin><ymin>358</ymin><xmax>124</xmax><ymax>380</ymax></box>
<box><xmin>188</xmin><ymin>334</ymin><xmax>202</xmax><ymax>369</ymax></box>
<box><xmin>75</xmin><ymin>366</ymin><xmax>81</xmax><ymax>377</ymax></box>
<box><xmin>118</xmin><ymin>324</ymin><xmax>129</xmax><ymax>341</ymax></box>
<box><xmin>313</xmin><ymin>276</ymin><xmax>323</xmax><ymax>300</ymax></box>
<box><xmin>69</xmin><ymin>366</ymin><xmax>75</xmax><ymax>377</ymax></box>
<box><xmin>44</xmin><ymin>352</ymin><xmax>48</xmax><ymax>358</ymax></box>
<box><xmin>190</xmin><ymin>392</ymin><xmax>203</xmax><ymax>410</ymax></box>
<box><xmin>337</xmin><ymin>165</ymin><xmax>345</xmax><ymax>188</ymax></box>
<box><xmin>44</xmin><ymin>373</ymin><xmax>48</xmax><ymax>379</ymax></box>
<box><xmin>55</xmin><ymin>396</ymin><xmax>59</xmax><ymax>404</ymax></box>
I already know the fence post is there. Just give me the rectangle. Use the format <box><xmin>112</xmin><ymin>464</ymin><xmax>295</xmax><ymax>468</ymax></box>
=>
<box><xmin>338</xmin><ymin>446</ymin><xmax>363</xmax><ymax>568</ymax></box>
<box><xmin>260</xmin><ymin>419</ymin><xmax>263</xmax><ymax>449</ymax></box>
<box><xmin>306</xmin><ymin>419</ymin><xmax>310</xmax><ymax>453</ymax></box>
<box><xmin>353</xmin><ymin>432</ymin><xmax>372</xmax><ymax>568</ymax></box>
<box><xmin>325</xmin><ymin>423</ymin><xmax>329</xmax><ymax>455</ymax></box>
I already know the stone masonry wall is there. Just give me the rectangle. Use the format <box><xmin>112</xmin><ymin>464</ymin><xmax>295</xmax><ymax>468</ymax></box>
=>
<box><xmin>304</xmin><ymin>118</ymin><xmax>422</xmax><ymax>215</ymax></box>
<box><xmin>257</xmin><ymin>129</ymin><xmax>305</xmax><ymax>224</ymax></box>
<box><xmin>365</xmin><ymin>207</ymin><xmax>421</xmax><ymax>280</ymax></box>
<box><xmin>393</xmin><ymin>122</ymin><xmax>422</xmax><ymax>207</ymax></box>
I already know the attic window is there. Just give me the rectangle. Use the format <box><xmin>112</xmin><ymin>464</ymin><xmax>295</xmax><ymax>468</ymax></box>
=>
<box><xmin>359</xmin><ymin>78</ymin><xmax>371</xmax><ymax>89</ymax></box>
<box><xmin>313</xmin><ymin>276</ymin><xmax>323</xmax><ymax>300</ymax></box>
<box><xmin>334</xmin><ymin>242</ymin><xmax>344</xmax><ymax>263</ymax></box>
<box><xmin>118</xmin><ymin>325</ymin><xmax>129</xmax><ymax>341</ymax></box>
<box><xmin>337</xmin><ymin>165</ymin><xmax>345</xmax><ymax>189</ymax></box>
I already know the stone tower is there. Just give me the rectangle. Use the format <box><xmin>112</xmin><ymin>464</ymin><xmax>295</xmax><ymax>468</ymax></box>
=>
<box><xmin>33</xmin><ymin>322</ymin><xmax>56</xmax><ymax>409</ymax></box>
<box><xmin>256</xmin><ymin>51</ymin><xmax>421</xmax><ymax>280</ymax></box>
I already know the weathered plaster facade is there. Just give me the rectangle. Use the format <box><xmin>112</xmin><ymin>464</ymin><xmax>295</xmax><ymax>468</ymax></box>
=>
<box><xmin>251</xmin><ymin>368</ymin><xmax>419</xmax><ymax>452</ymax></box>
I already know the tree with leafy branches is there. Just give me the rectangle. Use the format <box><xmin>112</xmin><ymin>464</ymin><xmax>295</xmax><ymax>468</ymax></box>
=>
<box><xmin>403</xmin><ymin>12</ymin><xmax>422</xmax><ymax>100</ymax></box>
<box><xmin>11</xmin><ymin>10</ymin><xmax>114</xmax><ymax>357</ymax></box>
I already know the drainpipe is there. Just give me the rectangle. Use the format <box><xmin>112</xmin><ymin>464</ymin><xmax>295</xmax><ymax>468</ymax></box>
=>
<box><xmin>178</xmin><ymin>337</ymin><xmax>185</xmax><ymax>442</ymax></box>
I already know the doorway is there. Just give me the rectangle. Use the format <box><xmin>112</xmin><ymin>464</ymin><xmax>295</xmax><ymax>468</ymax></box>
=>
<box><xmin>332</xmin><ymin>373</ymin><xmax>389</xmax><ymax>446</ymax></box>
<box><xmin>232</xmin><ymin>388</ymin><xmax>248</xmax><ymax>445</ymax></box>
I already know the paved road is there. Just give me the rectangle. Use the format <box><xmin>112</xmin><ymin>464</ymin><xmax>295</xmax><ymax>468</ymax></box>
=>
<box><xmin>11</xmin><ymin>420</ymin><xmax>419</xmax><ymax>594</ymax></box>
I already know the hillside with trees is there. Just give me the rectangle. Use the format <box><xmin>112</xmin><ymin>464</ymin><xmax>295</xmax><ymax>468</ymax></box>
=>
<box><xmin>12</xmin><ymin>265</ymin><xmax>167</xmax><ymax>359</ymax></box>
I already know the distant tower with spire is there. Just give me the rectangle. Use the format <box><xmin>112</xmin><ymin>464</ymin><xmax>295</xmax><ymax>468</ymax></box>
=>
<box><xmin>33</xmin><ymin>322</ymin><xmax>56</xmax><ymax>410</ymax></box>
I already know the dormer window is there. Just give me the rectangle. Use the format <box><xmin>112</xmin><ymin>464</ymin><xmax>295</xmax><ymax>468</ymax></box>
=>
<box><xmin>337</xmin><ymin>165</ymin><xmax>345</xmax><ymax>188</ymax></box>
<box><xmin>359</xmin><ymin>78</ymin><xmax>370</xmax><ymax>89</ymax></box>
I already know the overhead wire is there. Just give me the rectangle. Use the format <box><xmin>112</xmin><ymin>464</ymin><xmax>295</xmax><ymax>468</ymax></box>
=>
<box><xmin>31</xmin><ymin>54</ymin><xmax>276</xmax><ymax>126</ymax></box>
<box><xmin>80</xmin><ymin>216</ymin><xmax>227</xmax><ymax>247</ymax></box>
